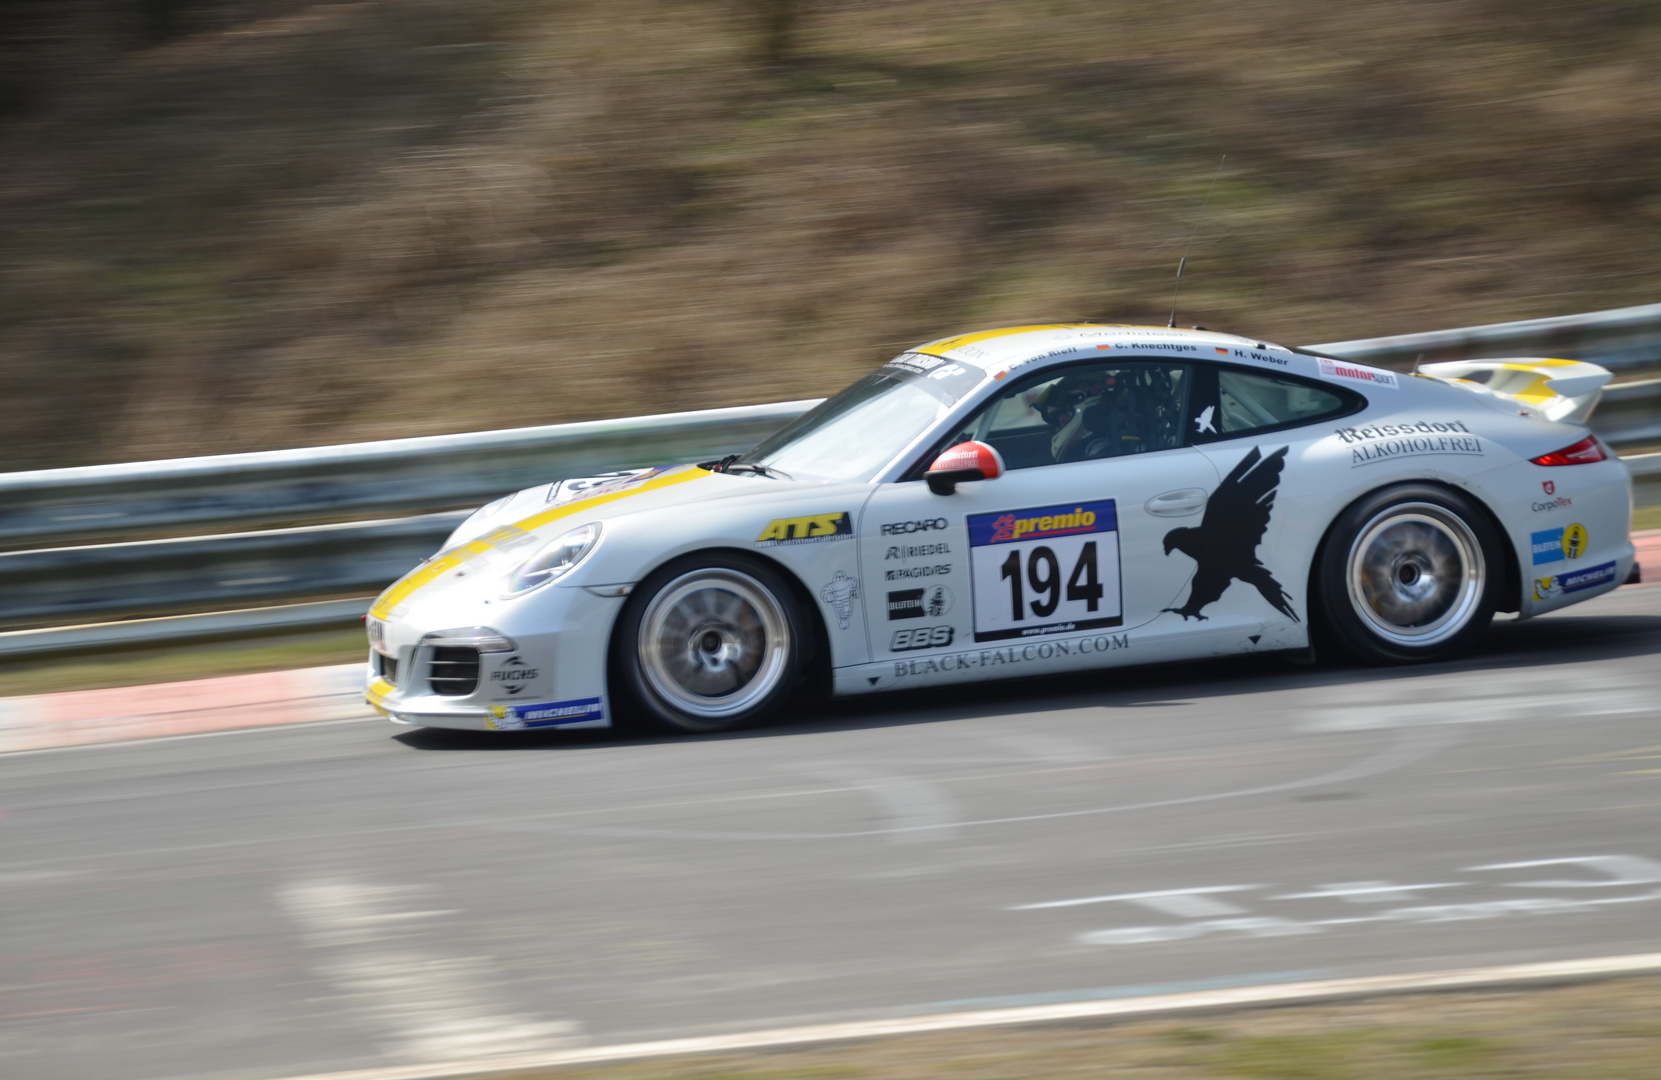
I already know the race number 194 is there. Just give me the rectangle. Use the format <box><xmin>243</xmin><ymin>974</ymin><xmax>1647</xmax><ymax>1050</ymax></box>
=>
<box><xmin>967</xmin><ymin>500</ymin><xmax>1123</xmax><ymax>642</ymax></box>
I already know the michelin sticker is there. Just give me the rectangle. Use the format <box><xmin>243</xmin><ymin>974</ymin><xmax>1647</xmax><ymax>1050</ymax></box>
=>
<box><xmin>487</xmin><ymin>698</ymin><xmax>604</xmax><ymax>730</ymax></box>
<box><xmin>820</xmin><ymin>571</ymin><xmax>859</xmax><ymax>629</ymax></box>
<box><xmin>1534</xmin><ymin>560</ymin><xmax>1618</xmax><ymax>601</ymax></box>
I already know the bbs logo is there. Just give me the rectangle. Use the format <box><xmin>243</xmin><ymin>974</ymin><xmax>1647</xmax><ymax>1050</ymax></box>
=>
<box><xmin>891</xmin><ymin>626</ymin><xmax>954</xmax><ymax>651</ymax></box>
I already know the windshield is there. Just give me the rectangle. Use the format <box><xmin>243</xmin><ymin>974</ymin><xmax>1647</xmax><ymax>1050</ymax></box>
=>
<box><xmin>738</xmin><ymin>354</ymin><xmax>985</xmax><ymax>482</ymax></box>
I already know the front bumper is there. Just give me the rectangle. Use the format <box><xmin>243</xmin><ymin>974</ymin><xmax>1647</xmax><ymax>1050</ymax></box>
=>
<box><xmin>363</xmin><ymin>586</ymin><xmax>623</xmax><ymax>731</ymax></box>
<box><xmin>365</xmin><ymin>675</ymin><xmax>606</xmax><ymax>731</ymax></box>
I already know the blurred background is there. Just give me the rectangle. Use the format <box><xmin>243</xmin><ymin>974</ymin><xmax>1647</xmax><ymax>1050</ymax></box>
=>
<box><xmin>3</xmin><ymin>0</ymin><xmax>1660</xmax><ymax>470</ymax></box>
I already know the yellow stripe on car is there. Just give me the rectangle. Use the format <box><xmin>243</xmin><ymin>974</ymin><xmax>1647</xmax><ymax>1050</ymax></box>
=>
<box><xmin>919</xmin><ymin>324</ymin><xmax>1100</xmax><ymax>355</ymax></box>
<box><xmin>369</xmin><ymin>466</ymin><xmax>709</xmax><ymax>619</ymax></box>
<box><xmin>366</xmin><ymin>678</ymin><xmax>394</xmax><ymax>711</ymax></box>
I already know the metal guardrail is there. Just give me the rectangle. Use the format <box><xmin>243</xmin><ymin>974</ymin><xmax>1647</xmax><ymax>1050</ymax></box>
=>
<box><xmin>1</xmin><ymin>306</ymin><xmax>1659</xmax><ymax>648</ymax></box>
<box><xmin>0</xmin><ymin>512</ymin><xmax>466</xmax><ymax>629</ymax></box>
<box><xmin>1310</xmin><ymin>301</ymin><xmax>1661</xmax><ymax>373</ymax></box>
<box><xmin>0</xmin><ymin>399</ymin><xmax>821</xmax><ymax>550</ymax></box>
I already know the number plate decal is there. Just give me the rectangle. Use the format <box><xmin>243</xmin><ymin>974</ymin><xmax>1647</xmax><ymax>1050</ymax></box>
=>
<box><xmin>967</xmin><ymin>500</ymin><xmax>1122</xmax><ymax>642</ymax></box>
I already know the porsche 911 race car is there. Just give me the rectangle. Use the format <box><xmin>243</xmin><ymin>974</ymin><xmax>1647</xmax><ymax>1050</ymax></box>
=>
<box><xmin>363</xmin><ymin>324</ymin><xmax>1635</xmax><ymax>734</ymax></box>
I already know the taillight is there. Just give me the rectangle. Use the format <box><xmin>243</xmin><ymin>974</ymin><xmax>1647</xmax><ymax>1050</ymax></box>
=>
<box><xmin>1530</xmin><ymin>435</ymin><xmax>1608</xmax><ymax>466</ymax></box>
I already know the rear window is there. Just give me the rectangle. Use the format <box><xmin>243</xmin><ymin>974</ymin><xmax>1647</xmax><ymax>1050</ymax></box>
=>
<box><xmin>1191</xmin><ymin>366</ymin><xmax>1362</xmax><ymax>442</ymax></box>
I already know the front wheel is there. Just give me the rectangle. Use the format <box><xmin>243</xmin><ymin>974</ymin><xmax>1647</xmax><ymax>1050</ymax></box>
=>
<box><xmin>1314</xmin><ymin>484</ymin><xmax>1503</xmax><ymax>664</ymax></box>
<box><xmin>612</xmin><ymin>554</ymin><xmax>807</xmax><ymax>733</ymax></box>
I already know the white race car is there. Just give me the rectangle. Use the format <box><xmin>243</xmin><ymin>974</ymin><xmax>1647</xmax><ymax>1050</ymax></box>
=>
<box><xmin>364</xmin><ymin>324</ymin><xmax>1635</xmax><ymax>734</ymax></box>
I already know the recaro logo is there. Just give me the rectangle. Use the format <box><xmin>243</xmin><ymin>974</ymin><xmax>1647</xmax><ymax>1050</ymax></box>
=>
<box><xmin>881</xmin><ymin>518</ymin><xmax>949</xmax><ymax>536</ymax></box>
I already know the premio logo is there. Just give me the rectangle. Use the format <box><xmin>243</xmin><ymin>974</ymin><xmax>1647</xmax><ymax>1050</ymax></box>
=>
<box><xmin>986</xmin><ymin>506</ymin><xmax>1099</xmax><ymax>544</ymax></box>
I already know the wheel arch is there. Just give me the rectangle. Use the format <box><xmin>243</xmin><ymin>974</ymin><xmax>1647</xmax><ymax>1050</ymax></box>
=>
<box><xmin>601</xmin><ymin>545</ymin><xmax>832</xmax><ymax>715</ymax></box>
<box><xmin>1306</xmin><ymin>477</ymin><xmax>1520</xmax><ymax>640</ymax></box>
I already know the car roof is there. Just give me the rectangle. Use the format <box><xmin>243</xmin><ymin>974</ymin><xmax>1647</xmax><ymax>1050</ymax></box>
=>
<box><xmin>912</xmin><ymin>324</ymin><xmax>1294</xmax><ymax>379</ymax></box>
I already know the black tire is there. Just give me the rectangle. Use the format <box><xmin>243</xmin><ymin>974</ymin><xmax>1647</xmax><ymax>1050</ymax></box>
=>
<box><xmin>610</xmin><ymin>552</ymin><xmax>808</xmax><ymax>733</ymax></box>
<box><xmin>1314</xmin><ymin>484</ymin><xmax>1504</xmax><ymax>664</ymax></box>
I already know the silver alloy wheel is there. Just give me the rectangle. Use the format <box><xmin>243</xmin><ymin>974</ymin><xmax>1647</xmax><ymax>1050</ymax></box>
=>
<box><xmin>637</xmin><ymin>568</ymin><xmax>791</xmax><ymax>720</ymax></box>
<box><xmin>1345</xmin><ymin>501</ymin><xmax>1486</xmax><ymax>647</ymax></box>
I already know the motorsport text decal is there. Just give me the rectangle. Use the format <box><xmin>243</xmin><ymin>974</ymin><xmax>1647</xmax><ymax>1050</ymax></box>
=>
<box><xmin>894</xmin><ymin>632</ymin><xmax>1129</xmax><ymax>676</ymax></box>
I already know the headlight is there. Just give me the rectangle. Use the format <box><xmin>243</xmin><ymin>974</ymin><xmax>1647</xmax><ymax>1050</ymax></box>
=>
<box><xmin>418</xmin><ymin>627</ymin><xmax>516</xmax><ymax>652</ymax></box>
<box><xmin>505</xmin><ymin>523</ymin><xmax>601</xmax><ymax>595</ymax></box>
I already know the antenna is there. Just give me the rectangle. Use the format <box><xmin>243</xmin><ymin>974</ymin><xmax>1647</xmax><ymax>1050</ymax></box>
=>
<box><xmin>1168</xmin><ymin>154</ymin><xmax>1227</xmax><ymax>329</ymax></box>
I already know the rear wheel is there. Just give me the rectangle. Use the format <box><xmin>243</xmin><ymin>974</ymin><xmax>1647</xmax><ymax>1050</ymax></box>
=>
<box><xmin>612</xmin><ymin>554</ymin><xmax>806</xmax><ymax>733</ymax></box>
<box><xmin>1315</xmin><ymin>484</ymin><xmax>1503</xmax><ymax>664</ymax></box>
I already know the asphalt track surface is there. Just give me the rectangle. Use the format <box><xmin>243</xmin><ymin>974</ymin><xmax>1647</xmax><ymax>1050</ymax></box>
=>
<box><xmin>5</xmin><ymin>587</ymin><xmax>1661</xmax><ymax>1080</ymax></box>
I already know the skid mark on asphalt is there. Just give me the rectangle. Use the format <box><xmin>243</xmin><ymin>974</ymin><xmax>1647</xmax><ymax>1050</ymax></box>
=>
<box><xmin>279</xmin><ymin>880</ymin><xmax>581</xmax><ymax>1063</ymax></box>
<box><xmin>505</xmin><ymin>724</ymin><xmax>1456</xmax><ymax>843</ymax></box>
<box><xmin>1301</xmin><ymin>665</ymin><xmax>1657</xmax><ymax>731</ymax></box>
<box><xmin>968</xmin><ymin>727</ymin><xmax>1113</xmax><ymax>764</ymax></box>
<box><xmin>792</xmin><ymin>765</ymin><xmax>959</xmax><ymax>843</ymax></box>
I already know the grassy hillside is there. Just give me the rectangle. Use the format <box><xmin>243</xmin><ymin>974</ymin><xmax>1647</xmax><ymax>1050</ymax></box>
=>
<box><xmin>4</xmin><ymin>0</ymin><xmax>1661</xmax><ymax>469</ymax></box>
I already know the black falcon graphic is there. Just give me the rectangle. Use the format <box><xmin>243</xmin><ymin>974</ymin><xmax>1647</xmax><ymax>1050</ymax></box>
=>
<box><xmin>1162</xmin><ymin>445</ymin><xmax>1298</xmax><ymax>621</ymax></box>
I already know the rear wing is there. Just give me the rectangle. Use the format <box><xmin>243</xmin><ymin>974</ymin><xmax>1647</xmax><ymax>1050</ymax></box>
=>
<box><xmin>1418</xmin><ymin>358</ymin><xmax>1613</xmax><ymax>424</ymax></box>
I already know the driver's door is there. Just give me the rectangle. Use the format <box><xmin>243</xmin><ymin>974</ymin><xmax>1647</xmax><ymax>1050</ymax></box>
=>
<box><xmin>857</xmin><ymin>359</ymin><xmax>1223</xmax><ymax>665</ymax></box>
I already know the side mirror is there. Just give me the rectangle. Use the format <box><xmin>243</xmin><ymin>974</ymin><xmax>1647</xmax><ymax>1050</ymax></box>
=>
<box><xmin>925</xmin><ymin>441</ymin><xmax>1004</xmax><ymax>495</ymax></box>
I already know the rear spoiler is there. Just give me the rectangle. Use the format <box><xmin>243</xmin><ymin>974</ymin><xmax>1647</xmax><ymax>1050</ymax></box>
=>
<box><xmin>1418</xmin><ymin>358</ymin><xmax>1613</xmax><ymax>424</ymax></box>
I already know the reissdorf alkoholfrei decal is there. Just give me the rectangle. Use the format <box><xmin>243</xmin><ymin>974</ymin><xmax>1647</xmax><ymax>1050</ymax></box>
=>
<box><xmin>1162</xmin><ymin>445</ymin><xmax>1298</xmax><ymax>622</ymax></box>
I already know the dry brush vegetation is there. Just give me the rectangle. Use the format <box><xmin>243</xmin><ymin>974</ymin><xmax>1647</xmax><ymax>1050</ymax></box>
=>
<box><xmin>4</xmin><ymin>0</ymin><xmax>1661</xmax><ymax>468</ymax></box>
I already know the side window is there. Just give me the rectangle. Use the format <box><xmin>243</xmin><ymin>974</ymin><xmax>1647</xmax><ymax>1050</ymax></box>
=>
<box><xmin>1191</xmin><ymin>367</ymin><xmax>1358</xmax><ymax>442</ymax></box>
<box><xmin>945</xmin><ymin>361</ymin><xmax>1191</xmax><ymax>471</ymax></box>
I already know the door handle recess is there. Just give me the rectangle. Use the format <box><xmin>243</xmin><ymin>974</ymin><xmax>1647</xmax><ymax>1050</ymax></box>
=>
<box><xmin>1145</xmin><ymin>488</ymin><xmax>1208</xmax><ymax>517</ymax></box>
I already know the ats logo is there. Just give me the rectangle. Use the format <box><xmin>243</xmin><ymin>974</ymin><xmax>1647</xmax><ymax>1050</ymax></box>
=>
<box><xmin>756</xmin><ymin>512</ymin><xmax>852</xmax><ymax>546</ymax></box>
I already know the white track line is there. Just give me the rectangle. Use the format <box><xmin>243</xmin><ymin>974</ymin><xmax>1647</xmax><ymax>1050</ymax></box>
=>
<box><xmin>276</xmin><ymin>951</ymin><xmax>1661</xmax><ymax>1080</ymax></box>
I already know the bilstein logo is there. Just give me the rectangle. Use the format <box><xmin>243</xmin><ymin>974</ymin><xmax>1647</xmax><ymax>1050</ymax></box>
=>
<box><xmin>881</xmin><ymin>518</ymin><xmax>949</xmax><ymax>536</ymax></box>
<box><xmin>1529</xmin><ymin>522</ymin><xmax>1586</xmax><ymax>565</ymax></box>
<box><xmin>756</xmin><ymin>512</ymin><xmax>852</xmax><ymax>546</ymax></box>
<box><xmin>988</xmin><ymin>506</ymin><xmax>1097</xmax><ymax>544</ymax></box>
<box><xmin>887</xmin><ymin>589</ymin><xmax>925</xmax><ymax>620</ymax></box>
